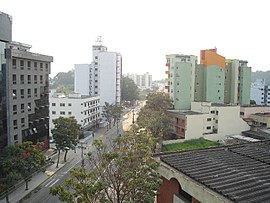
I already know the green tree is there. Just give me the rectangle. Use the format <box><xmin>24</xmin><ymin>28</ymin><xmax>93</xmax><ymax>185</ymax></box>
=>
<box><xmin>52</xmin><ymin>117</ymin><xmax>80</xmax><ymax>167</ymax></box>
<box><xmin>137</xmin><ymin>92</ymin><xmax>173</xmax><ymax>141</ymax></box>
<box><xmin>0</xmin><ymin>142</ymin><xmax>45</xmax><ymax>193</ymax></box>
<box><xmin>103</xmin><ymin>102</ymin><xmax>123</xmax><ymax>129</ymax></box>
<box><xmin>250</xmin><ymin>99</ymin><xmax>256</xmax><ymax>105</ymax></box>
<box><xmin>50</xmin><ymin>130</ymin><xmax>161</xmax><ymax>203</ymax></box>
<box><xmin>121</xmin><ymin>76</ymin><xmax>139</xmax><ymax>106</ymax></box>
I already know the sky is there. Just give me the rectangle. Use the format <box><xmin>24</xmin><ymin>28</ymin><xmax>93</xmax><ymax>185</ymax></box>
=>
<box><xmin>1</xmin><ymin>0</ymin><xmax>270</xmax><ymax>80</ymax></box>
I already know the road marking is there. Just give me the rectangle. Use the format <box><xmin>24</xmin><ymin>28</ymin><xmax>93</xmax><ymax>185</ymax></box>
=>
<box><xmin>44</xmin><ymin>179</ymin><xmax>55</xmax><ymax>187</ymax></box>
<box><xmin>50</xmin><ymin>179</ymin><xmax>60</xmax><ymax>187</ymax></box>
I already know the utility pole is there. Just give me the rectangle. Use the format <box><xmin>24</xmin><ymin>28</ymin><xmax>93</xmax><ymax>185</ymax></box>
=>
<box><xmin>77</xmin><ymin>142</ymin><xmax>87</xmax><ymax>167</ymax></box>
<box><xmin>132</xmin><ymin>109</ymin><xmax>135</xmax><ymax>124</ymax></box>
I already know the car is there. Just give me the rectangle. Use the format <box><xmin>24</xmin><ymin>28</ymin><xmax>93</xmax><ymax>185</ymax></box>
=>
<box><xmin>49</xmin><ymin>138</ymin><xmax>55</xmax><ymax>143</ymax></box>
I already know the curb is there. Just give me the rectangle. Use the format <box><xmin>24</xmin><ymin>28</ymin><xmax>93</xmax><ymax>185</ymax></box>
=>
<box><xmin>17</xmin><ymin>157</ymin><xmax>75</xmax><ymax>203</ymax></box>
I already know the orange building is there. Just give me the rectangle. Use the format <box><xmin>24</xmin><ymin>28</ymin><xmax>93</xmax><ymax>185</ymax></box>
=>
<box><xmin>200</xmin><ymin>48</ymin><xmax>226</xmax><ymax>69</ymax></box>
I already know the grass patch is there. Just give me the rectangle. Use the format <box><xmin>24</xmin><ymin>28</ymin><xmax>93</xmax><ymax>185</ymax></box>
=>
<box><xmin>162</xmin><ymin>138</ymin><xmax>220</xmax><ymax>152</ymax></box>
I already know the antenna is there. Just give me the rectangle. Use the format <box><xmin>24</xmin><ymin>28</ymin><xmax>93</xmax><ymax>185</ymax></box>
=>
<box><xmin>95</xmin><ymin>36</ymin><xmax>103</xmax><ymax>46</ymax></box>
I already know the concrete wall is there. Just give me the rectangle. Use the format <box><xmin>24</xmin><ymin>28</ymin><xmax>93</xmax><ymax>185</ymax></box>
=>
<box><xmin>74</xmin><ymin>64</ymin><xmax>90</xmax><ymax>95</ymax></box>
<box><xmin>240</xmin><ymin>64</ymin><xmax>251</xmax><ymax>105</ymax></box>
<box><xmin>240</xmin><ymin>106</ymin><xmax>270</xmax><ymax>118</ymax></box>
<box><xmin>99</xmin><ymin>52</ymin><xmax>117</xmax><ymax>106</ymax></box>
<box><xmin>157</xmin><ymin>162</ymin><xmax>232</xmax><ymax>203</ymax></box>
<box><xmin>204</xmin><ymin>65</ymin><xmax>225</xmax><ymax>103</ymax></box>
<box><xmin>0</xmin><ymin>11</ymin><xmax>12</xmax><ymax>42</ymax></box>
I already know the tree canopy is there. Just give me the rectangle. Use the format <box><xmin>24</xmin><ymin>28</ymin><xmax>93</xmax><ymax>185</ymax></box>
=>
<box><xmin>0</xmin><ymin>142</ymin><xmax>45</xmax><ymax>192</ymax></box>
<box><xmin>121</xmin><ymin>76</ymin><xmax>139</xmax><ymax>105</ymax></box>
<box><xmin>137</xmin><ymin>92</ymin><xmax>173</xmax><ymax>141</ymax></box>
<box><xmin>50</xmin><ymin>130</ymin><xmax>161</xmax><ymax>203</ymax></box>
<box><xmin>103</xmin><ymin>102</ymin><xmax>123</xmax><ymax>128</ymax></box>
<box><xmin>52</xmin><ymin>117</ymin><xmax>80</xmax><ymax>167</ymax></box>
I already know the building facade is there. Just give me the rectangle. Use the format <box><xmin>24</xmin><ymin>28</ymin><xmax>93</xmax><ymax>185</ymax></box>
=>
<box><xmin>250</xmin><ymin>79</ymin><xmax>270</xmax><ymax>105</ymax></box>
<box><xmin>74</xmin><ymin>42</ymin><xmax>122</xmax><ymax>107</ymax></box>
<box><xmin>50</xmin><ymin>93</ymin><xmax>100</xmax><ymax>135</ymax></box>
<box><xmin>125</xmin><ymin>72</ymin><xmax>152</xmax><ymax>90</ymax></box>
<box><xmin>165</xmin><ymin>48</ymin><xmax>251</xmax><ymax>110</ymax></box>
<box><xmin>165</xmin><ymin>55</ymin><xmax>197</xmax><ymax>110</ymax></box>
<box><xmin>168</xmin><ymin>102</ymin><xmax>250</xmax><ymax>141</ymax></box>
<box><xmin>0</xmin><ymin>11</ymin><xmax>12</xmax><ymax>149</ymax></box>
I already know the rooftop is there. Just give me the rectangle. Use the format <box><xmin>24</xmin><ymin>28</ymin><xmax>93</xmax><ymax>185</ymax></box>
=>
<box><xmin>157</xmin><ymin>141</ymin><xmax>270</xmax><ymax>203</ymax></box>
<box><xmin>168</xmin><ymin>110</ymin><xmax>203</xmax><ymax>115</ymax></box>
<box><xmin>242</xmin><ymin>130</ymin><xmax>270</xmax><ymax>141</ymax></box>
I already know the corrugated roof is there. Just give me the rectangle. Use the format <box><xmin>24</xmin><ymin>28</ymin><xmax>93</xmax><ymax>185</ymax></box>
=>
<box><xmin>160</xmin><ymin>141</ymin><xmax>270</xmax><ymax>203</ymax></box>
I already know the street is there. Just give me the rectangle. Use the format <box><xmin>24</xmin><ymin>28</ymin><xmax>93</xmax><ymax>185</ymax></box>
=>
<box><xmin>21</xmin><ymin>123</ymin><xmax>124</xmax><ymax>203</ymax></box>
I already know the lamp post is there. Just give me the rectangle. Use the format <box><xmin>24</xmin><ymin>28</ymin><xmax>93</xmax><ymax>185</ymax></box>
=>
<box><xmin>78</xmin><ymin>142</ymin><xmax>87</xmax><ymax>167</ymax></box>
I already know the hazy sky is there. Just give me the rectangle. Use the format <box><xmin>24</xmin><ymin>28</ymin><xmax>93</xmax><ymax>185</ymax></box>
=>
<box><xmin>1</xmin><ymin>0</ymin><xmax>269</xmax><ymax>80</ymax></box>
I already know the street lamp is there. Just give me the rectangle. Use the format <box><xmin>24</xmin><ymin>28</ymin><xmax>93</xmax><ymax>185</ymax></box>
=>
<box><xmin>77</xmin><ymin>142</ymin><xmax>87</xmax><ymax>167</ymax></box>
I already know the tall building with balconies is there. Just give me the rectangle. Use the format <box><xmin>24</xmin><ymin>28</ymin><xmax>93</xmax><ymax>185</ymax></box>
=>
<box><xmin>195</xmin><ymin>48</ymin><xmax>226</xmax><ymax>104</ymax></box>
<box><xmin>165</xmin><ymin>48</ymin><xmax>251</xmax><ymax>110</ymax></box>
<box><xmin>165</xmin><ymin>54</ymin><xmax>197</xmax><ymax>110</ymax></box>
<box><xmin>224</xmin><ymin>59</ymin><xmax>251</xmax><ymax>105</ymax></box>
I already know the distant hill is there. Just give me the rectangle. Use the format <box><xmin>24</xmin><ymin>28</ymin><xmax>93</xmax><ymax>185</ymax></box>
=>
<box><xmin>252</xmin><ymin>71</ymin><xmax>270</xmax><ymax>84</ymax></box>
<box><xmin>50</xmin><ymin>70</ymin><xmax>74</xmax><ymax>94</ymax></box>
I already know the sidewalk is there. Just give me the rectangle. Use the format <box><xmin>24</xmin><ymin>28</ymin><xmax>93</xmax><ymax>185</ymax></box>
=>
<box><xmin>0</xmin><ymin>127</ymin><xmax>107</xmax><ymax>203</ymax></box>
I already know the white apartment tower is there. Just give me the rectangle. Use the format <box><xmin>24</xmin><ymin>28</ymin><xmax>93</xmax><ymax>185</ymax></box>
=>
<box><xmin>74</xmin><ymin>40</ymin><xmax>122</xmax><ymax>106</ymax></box>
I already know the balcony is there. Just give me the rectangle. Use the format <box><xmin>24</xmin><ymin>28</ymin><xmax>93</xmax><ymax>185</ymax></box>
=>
<box><xmin>165</xmin><ymin>86</ymin><xmax>170</xmax><ymax>90</ymax></box>
<box><xmin>165</xmin><ymin>70</ymin><xmax>170</xmax><ymax>74</ymax></box>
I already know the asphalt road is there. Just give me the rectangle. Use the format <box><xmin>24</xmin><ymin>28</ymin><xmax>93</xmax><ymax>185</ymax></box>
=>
<box><xmin>22</xmin><ymin>123</ymin><xmax>124</xmax><ymax>203</ymax></box>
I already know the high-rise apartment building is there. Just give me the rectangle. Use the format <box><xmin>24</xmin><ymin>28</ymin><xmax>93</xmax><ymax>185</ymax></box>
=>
<box><xmin>250</xmin><ymin>79</ymin><xmax>270</xmax><ymax>105</ymax></box>
<box><xmin>224</xmin><ymin>59</ymin><xmax>251</xmax><ymax>105</ymax></box>
<box><xmin>125</xmin><ymin>72</ymin><xmax>153</xmax><ymax>90</ymax></box>
<box><xmin>165</xmin><ymin>48</ymin><xmax>251</xmax><ymax>110</ymax></box>
<box><xmin>165</xmin><ymin>55</ymin><xmax>197</xmax><ymax>110</ymax></box>
<box><xmin>0</xmin><ymin>11</ymin><xmax>53</xmax><ymax>149</ymax></box>
<box><xmin>74</xmin><ymin>42</ymin><xmax>122</xmax><ymax>106</ymax></box>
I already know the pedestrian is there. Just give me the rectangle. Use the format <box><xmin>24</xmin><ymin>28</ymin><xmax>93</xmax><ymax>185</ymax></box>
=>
<box><xmin>92</xmin><ymin>132</ymin><xmax>95</xmax><ymax>139</ymax></box>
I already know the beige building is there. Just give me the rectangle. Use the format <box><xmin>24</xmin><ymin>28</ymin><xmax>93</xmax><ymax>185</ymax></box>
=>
<box><xmin>168</xmin><ymin>102</ymin><xmax>250</xmax><ymax>142</ymax></box>
<box><xmin>240</xmin><ymin>105</ymin><xmax>270</xmax><ymax>118</ymax></box>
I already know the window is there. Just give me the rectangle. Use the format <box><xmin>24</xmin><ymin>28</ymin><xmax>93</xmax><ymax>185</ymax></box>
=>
<box><xmin>40</xmin><ymin>63</ymin><xmax>43</xmax><ymax>70</ymax></box>
<box><xmin>12</xmin><ymin>74</ymin><xmax>16</xmax><ymax>84</ymax></box>
<box><xmin>216</xmin><ymin>120</ymin><xmax>218</xmax><ymax>124</ymax></box>
<box><xmin>27</xmin><ymin>61</ymin><xmax>31</xmax><ymax>68</ymax></box>
<box><xmin>14</xmin><ymin>134</ymin><xmax>18</xmax><ymax>142</ymax></box>
<box><xmin>207</xmin><ymin>118</ymin><xmax>211</xmax><ymax>121</ymax></box>
<box><xmin>21</xmin><ymin>118</ymin><xmax>25</xmax><ymax>124</ymax></box>
<box><xmin>216</xmin><ymin>111</ymin><xmax>219</xmax><ymax>115</ymax></box>
<box><xmin>28</xmin><ymin>103</ymin><xmax>31</xmax><ymax>111</ymax></box>
<box><xmin>68</xmin><ymin>103</ymin><xmax>72</xmax><ymax>106</ymax></box>
<box><xmin>13</xmin><ymin>120</ymin><xmax>18</xmax><ymax>129</ymax></box>
<box><xmin>20</xmin><ymin>89</ymin><xmax>25</xmax><ymax>98</ymax></box>
<box><xmin>206</xmin><ymin>126</ymin><xmax>211</xmax><ymax>130</ymax></box>
<box><xmin>20</xmin><ymin>75</ymin><xmax>24</xmax><ymax>84</ymax></box>
<box><xmin>34</xmin><ymin>88</ymin><xmax>38</xmax><ymax>97</ymax></box>
<box><xmin>27</xmin><ymin>89</ymin><xmax>31</xmax><ymax>97</ymax></box>
<box><xmin>34</xmin><ymin>62</ymin><xmax>37</xmax><ymax>70</ymax></box>
<box><xmin>94</xmin><ymin>62</ymin><xmax>98</xmax><ymax>65</ymax></box>
<box><xmin>68</xmin><ymin>112</ymin><xmax>72</xmax><ymax>115</ymax></box>
<box><xmin>21</xmin><ymin>104</ymin><xmax>25</xmax><ymax>113</ymax></box>
<box><xmin>40</xmin><ymin>75</ymin><xmax>43</xmax><ymax>84</ymax></box>
<box><xmin>12</xmin><ymin>59</ymin><xmax>16</xmax><ymax>67</ymax></box>
<box><xmin>52</xmin><ymin>111</ymin><xmax>56</xmax><ymax>114</ymax></box>
<box><xmin>13</xmin><ymin>105</ymin><xmax>17</xmax><ymax>114</ymax></box>
<box><xmin>34</xmin><ymin>75</ymin><xmax>37</xmax><ymax>84</ymax></box>
<box><xmin>60</xmin><ymin>103</ymin><xmax>65</xmax><ymax>107</ymax></box>
<box><xmin>95</xmin><ymin>56</ymin><xmax>98</xmax><ymax>59</ymax></box>
<box><xmin>20</xmin><ymin>60</ymin><xmax>24</xmax><ymax>69</ymax></box>
<box><xmin>240</xmin><ymin>112</ymin><xmax>244</xmax><ymax>116</ymax></box>
<box><xmin>27</xmin><ymin>75</ymin><xmax>31</xmax><ymax>84</ymax></box>
<box><xmin>60</xmin><ymin>111</ymin><xmax>65</xmax><ymax>115</ymax></box>
<box><xmin>13</xmin><ymin>90</ymin><xmax>17</xmax><ymax>99</ymax></box>
<box><xmin>52</xmin><ymin>103</ymin><xmax>56</xmax><ymax>106</ymax></box>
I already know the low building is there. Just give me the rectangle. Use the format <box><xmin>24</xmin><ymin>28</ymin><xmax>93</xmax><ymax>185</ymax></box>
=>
<box><xmin>240</xmin><ymin>105</ymin><xmax>270</xmax><ymax>118</ymax></box>
<box><xmin>155</xmin><ymin>141</ymin><xmax>270</xmax><ymax>203</ymax></box>
<box><xmin>49</xmin><ymin>93</ymin><xmax>100</xmax><ymax>135</ymax></box>
<box><xmin>168</xmin><ymin>102</ymin><xmax>250</xmax><ymax>142</ymax></box>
